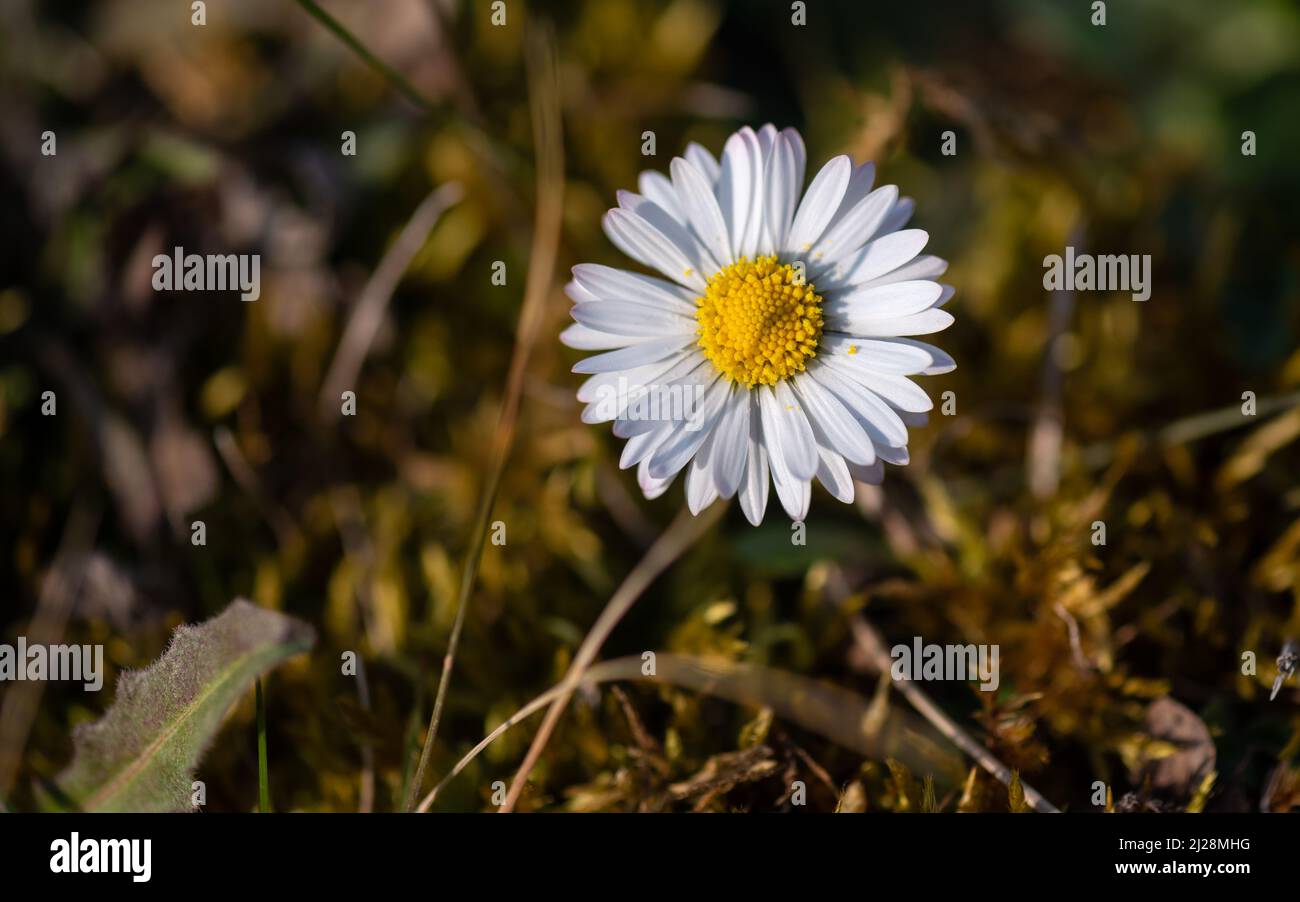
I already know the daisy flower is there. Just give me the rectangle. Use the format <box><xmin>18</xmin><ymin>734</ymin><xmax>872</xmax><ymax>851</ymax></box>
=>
<box><xmin>561</xmin><ymin>124</ymin><xmax>955</xmax><ymax>524</ymax></box>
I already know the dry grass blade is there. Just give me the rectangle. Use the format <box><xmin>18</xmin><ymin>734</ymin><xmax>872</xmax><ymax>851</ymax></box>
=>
<box><xmin>328</xmin><ymin>487</ymin><xmax>377</xmax><ymax>812</ymax></box>
<box><xmin>213</xmin><ymin>427</ymin><xmax>301</xmax><ymax>551</ymax></box>
<box><xmin>0</xmin><ymin>503</ymin><xmax>99</xmax><ymax>795</ymax></box>
<box><xmin>1079</xmin><ymin>389</ymin><xmax>1300</xmax><ymax>471</ymax></box>
<box><xmin>499</xmin><ymin>504</ymin><xmax>725</xmax><ymax>812</ymax></box>
<box><xmin>353</xmin><ymin>655</ymin><xmax>375</xmax><ymax>813</ymax></box>
<box><xmin>403</xmin><ymin>22</ymin><xmax>564</xmax><ymax>812</ymax></box>
<box><xmin>318</xmin><ymin>183</ymin><xmax>463</xmax><ymax>421</ymax></box>
<box><xmin>1027</xmin><ymin>222</ymin><xmax>1083</xmax><ymax>498</ymax></box>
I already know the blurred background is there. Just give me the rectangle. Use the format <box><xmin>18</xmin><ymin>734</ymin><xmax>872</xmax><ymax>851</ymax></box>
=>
<box><xmin>1</xmin><ymin>0</ymin><xmax>1298</xmax><ymax>812</ymax></box>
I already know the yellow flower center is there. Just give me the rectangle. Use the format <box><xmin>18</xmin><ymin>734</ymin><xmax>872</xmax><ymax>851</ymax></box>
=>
<box><xmin>695</xmin><ymin>256</ymin><xmax>823</xmax><ymax>387</ymax></box>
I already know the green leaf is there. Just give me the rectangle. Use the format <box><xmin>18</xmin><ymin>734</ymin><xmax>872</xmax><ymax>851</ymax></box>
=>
<box><xmin>50</xmin><ymin>599</ymin><xmax>314</xmax><ymax>812</ymax></box>
<box><xmin>731</xmin><ymin>522</ymin><xmax>886</xmax><ymax>577</ymax></box>
<box><xmin>256</xmin><ymin>679</ymin><xmax>270</xmax><ymax>813</ymax></box>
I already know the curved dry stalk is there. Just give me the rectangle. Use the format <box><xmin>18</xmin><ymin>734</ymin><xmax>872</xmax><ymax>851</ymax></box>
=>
<box><xmin>847</xmin><ymin>614</ymin><xmax>1060</xmax><ymax>813</ymax></box>
<box><xmin>499</xmin><ymin>504</ymin><xmax>725</xmax><ymax>812</ymax></box>
<box><xmin>403</xmin><ymin>23</ymin><xmax>564</xmax><ymax>812</ymax></box>
<box><xmin>416</xmin><ymin>659</ymin><xmax>639</xmax><ymax>811</ymax></box>
<box><xmin>318</xmin><ymin>183</ymin><xmax>463</xmax><ymax>421</ymax></box>
<box><xmin>420</xmin><ymin>652</ymin><xmax>960</xmax><ymax>811</ymax></box>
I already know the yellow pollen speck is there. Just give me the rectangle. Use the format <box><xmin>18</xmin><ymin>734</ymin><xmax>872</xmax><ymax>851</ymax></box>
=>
<box><xmin>695</xmin><ymin>255</ymin><xmax>824</xmax><ymax>388</ymax></box>
<box><xmin>847</xmin><ymin>345</ymin><xmax>858</xmax><ymax>355</ymax></box>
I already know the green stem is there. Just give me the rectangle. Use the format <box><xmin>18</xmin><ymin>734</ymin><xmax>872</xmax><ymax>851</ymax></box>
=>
<box><xmin>293</xmin><ymin>0</ymin><xmax>435</xmax><ymax>113</ymax></box>
<box><xmin>256</xmin><ymin>680</ymin><xmax>270</xmax><ymax>813</ymax></box>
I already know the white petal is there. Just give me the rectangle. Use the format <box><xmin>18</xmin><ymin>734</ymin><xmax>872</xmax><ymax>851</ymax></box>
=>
<box><xmin>824</xmin><ymin>281</ymin><xmax>944</xmax><ymax>328</ymax></box>
<box><xmin>618</xmin><ymin>191</ymin><xmax>721</xmax><ymax>275</ymax></box>
<box><xmin>685</xmin><ymin>434</ymin><xmax>720</xmax><ymax>514</ymax></box>
<box><xmin>829</xmin><ymin>163</ymin><xmax>876</xmax><ymax>224</ymax></box>
<box><xmin>759</xmin><ymin>382</ymin><xmax>818</xmax><ymax>481</ymax></box>
<box><xmin>637</xmin><ymin>457</ymin><xmax>678</xmax><ymax>499</ymax></box>
<box><xmin>560</xmin><ymin>323</ymin><xmax>641</xmax><ymax>350</ymax></box>
<box><xmin>571</xmin><ymin>264</ymin><xmax>697</xmax><ymax>316</ymax></box>
<box><xmin>607</xmin><ymin>357</ymin><xmax>716</xmax><ymax>427</ymax></box>
<box><xmin>752</xmin><ymin>125</ymin><xmax>776</xmax><ymax>254</ymax></box>
<box><xmin>647</xmin><ymin>377</ymin><xmax>728</xmax><ymax>479</ymax></box>
<box><xmin>611</xmin><ymin>415</ymin><xmax>660</xmax><ymax>437</ymax></box>
<box><xmin>786</xmin><ymin>155</ymin><xmax>852</xmax><ymax>254</ymax></box>
<box><xmin>857</xmin><ymin>254</ymin><xmax>948</xmax><ymax>288</ymax></box>
<box><xmin>603</xmin><ymin>207</ymin><xmax>708</xmax><ymax>291</ymax></box>
<box><xmin>609</xmin><ymin>363</ymin><xmax>713</xmax><ymax>431</ymax></box>
<box><xmin>717</xmin><ymin>127</ymin><xmax>765</xmax><ymax>259</ymax></box>
<box><xmin>738</xmin><ymin>396</ymin><xmax>770</xmax><ymax>525</ymax></box>
<box><xmin>847</xmin><ymin>460</ymin><xmax>884</xmax><ymax>485</ymax></box>
<box><xmin>809</xmin><ymin>184</ymin><xmax>898</xmax><ymax>269</ymax></box>
<box><xmin>763</xmin><ymin>131</ymin><xmax>803</xmax><ymax>253</ymax></box>
<box><xmin>565</xmin><ymin>279</ymin><xmax>600</xmax><ymax>304</ymax></box>
<box><xmin>836</xmin><ymin>308</ymin><xmax>954</xmax><ymax>337</ymax></box>
<box><xmin>684</xmin><ymin>142</ymin><xmax>721</xmax><ymax>185</ymax></box>
<box><xmin>818</xmin><ymin>335</ymin><xmax>935</xmax><ymax>374</ymax></box>
<box><xmin>621</xmin><ymin>422</ymin><xmax>674</xmax><ymax>468</ymax></box>
<box><xmin>572</xmin><ymin>335</ymin><xmax>693</xmax><ymax>374</ymax></box>
<box><xmin>589</xmin><ymin>386</ymin><xmax>690</xmax><ymax>427</ymax></box>
<box><xmin>781</xmin><ymin>128</ymin><xmax>807</xmax><ymax>184</ymax></box>
<box><xmin>671</xmin><ymin>156</ymin><xmax>733</xmax><ymax>269</ymax></box>
<box><xmin>571</xmin><ymin>300</ymin><xmax>694</xmax><ymax>336</ymax></box>
<box><xmin>770</xmin><ymin>459</ymin><xmax>811</xmax><ymax>522</ymax></box>
<box><xmin>791</xmin><ymin>372</ymin><xmax>875</xmax><ymax>466</ymax></box>
<box><xmin>815</xmin><ymin>445</ymin><xmax>856</xmax><ymax>502</ymax></box>
<box><xmin>609</xmin><ymin>372</ymin><xmax>708</xmax><ymax>431</ymax></box>
<box><xmin>878</xmin><ymin>196</ymin><xmax>914</xmax><ymax>235</ymax></box>
<box><xmin>575</xmin><ymin>352</ymin><xmax>700</xmax><ymax>403</ymax></box>
<box><xmin>827</xmin><ymin>362</ymin><xmax>933</xmax><ymax>412</ymax></box>
<box><xmin>889</xmin><ymin>338</ymin><xmax>956</xmax><ymax>374</ymax></box>
<box><xmin>876</xmin><ymin>442</ymin><xmax>910</xmax><ymax>465</ymax></box>
<box><xmin>700</xmin><ymin>387</ymin><xmax>746</xmax><ymax>499</ymax></box>
<box><xmin>637</xmin><ymin>170</ymin><xmax>686</xmax><ymax>223</ymax></box>
<box><xmin>826</xmin><ymin>229</ymin><xmax>929</xmax><ymax>289</ymax></box>
<box><xmin>808</xmin><ymin>365</ymin><xmax>909</xmax><ymax>448</ymax></box>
